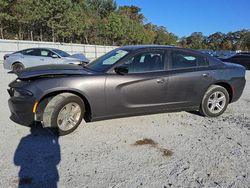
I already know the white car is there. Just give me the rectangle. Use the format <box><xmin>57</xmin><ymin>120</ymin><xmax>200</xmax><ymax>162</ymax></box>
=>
<box><xmin>3</xmin><ymin>48</ymin><xmax>90</xmax><ymax>72</ymax></box>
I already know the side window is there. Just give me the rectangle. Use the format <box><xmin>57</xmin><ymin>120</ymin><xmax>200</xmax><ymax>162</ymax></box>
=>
<box><xmin>40</xmin><ymin>49</ymin><xmax>54</xmax><ymax>57</ymax></box>
<box><xmin>170</xmin><ymin>51</ymin><xmax>208</xmax><ymax>70</ymax></box>
<box><xmin>24</xmin><ymin>49</ymin><xmax>41</xmax><ymax>56</ymax></box>
<box><xmin>123</xmin><ymin>51</ymin><xmax>165</xmax><ymax>73</ymax></box>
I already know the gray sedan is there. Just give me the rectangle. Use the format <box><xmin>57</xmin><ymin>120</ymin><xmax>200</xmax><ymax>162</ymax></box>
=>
<box><xmin>3</xmin><ymin>48</ymin><xmax>90</xmax><ymax>72</ymax></box>
<box><xmin>7</xmin><ymin>45</ymin><xmax>246</xmax><ymax>135</ymax></box>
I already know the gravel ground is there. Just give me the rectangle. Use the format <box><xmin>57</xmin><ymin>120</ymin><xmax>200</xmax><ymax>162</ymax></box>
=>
<box><xmin>0</xmin><ymin>66</ymin><xmax>249</xmax><ymax>188</ymax></box>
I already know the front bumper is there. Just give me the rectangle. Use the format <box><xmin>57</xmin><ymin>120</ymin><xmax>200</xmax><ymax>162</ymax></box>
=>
<box><xmin>8</xmin><ymin>95</ymin><xmax>36</xmax><ymax>126</ymax></box>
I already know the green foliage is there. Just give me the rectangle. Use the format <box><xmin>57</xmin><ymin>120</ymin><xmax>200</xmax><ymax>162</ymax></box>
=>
<box><xmin>0</xmin><ymin>0</ymin><xmax>15</xmax><ymax>39</ymax></box>
<box><xmin>0</xmin><ymin>0</ymin><xmax>248</xmax><ymax>51</ymax></box>
<box><xmin>154</xmin><ymin>26</ymin><xmax>177</xmax><ymax>45</ymax></box>
<box><xmin>178</xmin><ymin>30</ymin><xmax>250</xmax><ymax>51</ymax></box>
<box><xmin>117</xmin><ymin>5</ymin><xmax>144</xmax><ymax>23</ymax></box>
<box><xmin>242</xmin><ymin>33</ymin><xmax>250</xmax><ymax>50</ymax></box>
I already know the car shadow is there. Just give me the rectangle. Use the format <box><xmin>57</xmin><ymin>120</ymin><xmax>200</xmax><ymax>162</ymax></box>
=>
<box><xmin>186</xmin><ymin>110</ymin><xmax>204</xmax><ymax>117</ymax></box>
<box><xmin>14</xmin><ymin>124</ymin><xmax>60</xmax><ymax>188</ymax></box>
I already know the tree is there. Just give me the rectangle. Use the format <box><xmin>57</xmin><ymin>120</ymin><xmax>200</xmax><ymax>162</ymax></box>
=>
<box><xmin>241</xmin><ymin>32</ymin><xmax>250</xmax><ymax>50</ymax></box>
<box><xmin>154</xmin><ymin>26</ymin><xmax>177</xmax><ymax>45</ymax></box>
<box><xmin>220</xmin><ymin>37</ymin><xmax>233</xmax><ymax>50</ymax></box>
<box><xmin>186</xmin><ymin>32</ymin><xmax>205</xmax><ymax>49</ymax></box>
<box><xmin>117</xmin><ymin>5</ymin><xmax>144</xmax><ymax>23</ymax></box>
<box><xmin>143</xmin><ymin>23</ymin><xmax>157</xmax><ymax>44</ymax></box>
<box><xmin>0</xmin><ymin>0</ymin><xmax>15</xmax><ymax>39</ymax></box>
<box><xmin>178</xmin><ymin>37</ymin><xmax>187</xmax><ymax>48</ymax></box>
<box><xmin>46</xmin><ymin>0</ymin><xmax>73</xmax><ymax>42</ymax></box>
<box><xmin>0</xmin><ymin>0</ymin><xmax>249</xmax><ymax>50</ymax></box>
<box><xmin>86</xmin><ymin>0</ymin><xmax>116</xmax><ymax>18</ymax></box>
<box><xmin>31</xmin><ymin>0</ymin><xmax>51</xmax><ymax>41</ymax></box>
<box><xmin>106</xmin><ymin>12</ymin><xmax>125</xmax><ymax>45</ymax></box>
<box><xmin>207</xmin><ymin>32</ymin><xmax>224</xmax><ymax>50</ymax></box>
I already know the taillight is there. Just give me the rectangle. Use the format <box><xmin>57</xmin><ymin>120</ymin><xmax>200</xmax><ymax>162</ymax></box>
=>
<box><xmin>4</xmin><ymin>55</ymin><xmax>9</xmax><ymax>60</ymax></box>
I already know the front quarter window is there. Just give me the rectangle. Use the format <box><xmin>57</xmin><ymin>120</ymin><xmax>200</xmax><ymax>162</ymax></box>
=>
<box><xmin>86</xmin><ymin>49</ymin><xmax>129</xmax><ymax>72</ymax></box>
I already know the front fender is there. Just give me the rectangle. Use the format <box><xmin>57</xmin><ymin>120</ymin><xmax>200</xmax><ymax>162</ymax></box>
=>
<box><xmin>26</xmin><ymin>76</ymin><xmax>106</xmax><ymax>120</ymax></box>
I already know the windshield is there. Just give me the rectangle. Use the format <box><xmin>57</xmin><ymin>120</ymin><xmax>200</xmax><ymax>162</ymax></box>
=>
<box><xmin>52</xmin><ymin>49</ymin><xmax>70</xmax><ymax>57</ymax></box>
<box><xmin>86</xmin><ymin>49</ymin><xmax>129</xmax><ymax>72</ymax></box>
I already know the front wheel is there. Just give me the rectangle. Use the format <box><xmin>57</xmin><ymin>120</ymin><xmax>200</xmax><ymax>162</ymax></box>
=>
<box><xmin>199</xmin><ymin>85</ymin><xmax>229</xmax><ymax>117</ymax></box>
<box><xmin>43</xmin><ymin>93</ymin><xmax>85</xmax><ymax>135</ymax></box>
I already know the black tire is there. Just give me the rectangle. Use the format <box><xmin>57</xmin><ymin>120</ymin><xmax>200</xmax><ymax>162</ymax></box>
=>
<box><xmin>12</xmin><ymin>62</ymin><xmax>24</xmax><ymax>73</ymax></box>
<box><xmin>43</xmin><ymin>93</ymin><xmax>85</xmax><ymax>136</ymax></box>
<box><xmin>247</xmin><ymin>64</ymin><xmax>250</xmax><ymax>70</ymax></box>
<box><xmin>199</xmin><ymin>85</ymin><xmax>229</xmax><ymax>117</ymax></box>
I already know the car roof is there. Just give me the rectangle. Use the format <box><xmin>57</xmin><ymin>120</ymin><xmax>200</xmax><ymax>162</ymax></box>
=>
<box><xmin>119</xmin><ymin>45</ymin><xmax>177</xmax><ymax>51</ymax></box>
<box><xmin>119</xmin><ymin>45</ymin><xmax>211</xmax><ymax>57</ymax></box>
<box><xmin>19</xmin><ymin>47</ymin><xmax>61</xmax><ymax>51</ymax></box>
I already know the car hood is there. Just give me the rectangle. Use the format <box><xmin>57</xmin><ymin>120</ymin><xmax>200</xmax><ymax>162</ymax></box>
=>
<box><xmin>15</xmin><ymin>64</ymin><xmax>94</xmax><ymax>79</ymax></box>
<box><xmin>65</xmin><ymin>53</ymin><xmax>90</xmax><ymax>63</ymax></box>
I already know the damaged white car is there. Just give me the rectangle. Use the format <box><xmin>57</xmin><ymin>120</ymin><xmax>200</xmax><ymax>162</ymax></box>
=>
<box><xmin>3</xmin><ymin>48</ymin><xmax>90</xmax><ymax>72</ymax></box>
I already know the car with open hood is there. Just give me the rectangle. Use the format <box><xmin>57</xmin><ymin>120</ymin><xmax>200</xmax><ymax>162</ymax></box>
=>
<box><xmin>7</xmin><ymin>45</ymin><xmax>246</xmax><ymax>135</ymax></box>
<box><xmin>3</xmin><ymin>48</ymin><xmax>90</xmax><ymax>72</ymax></box>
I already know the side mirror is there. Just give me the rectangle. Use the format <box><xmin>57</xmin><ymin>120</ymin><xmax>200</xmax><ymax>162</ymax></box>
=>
<box><xmin>52</xmin><ymin>54</ymin><xmax>59</xmax><ymax>58</ymax></box>
<box><xmin>114</xmin><ymin>66</ymin><xmax>128</xmax><ymax>75</ymax></box>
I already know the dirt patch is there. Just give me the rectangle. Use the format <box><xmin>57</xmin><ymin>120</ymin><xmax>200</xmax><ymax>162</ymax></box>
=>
<box><xmin>133</xmin><ymin>138</ymin><xmax>157</xmax><ymax>146</ymax></box>
<box><xmin>160</xmin><ymin>148</ymin><xmax>174</xmax><ymax>157</ymax></box>
<box><xmin>133</xmin><ymin>138</ymin><xmax>173</xmax><ymax>158</ymax></box>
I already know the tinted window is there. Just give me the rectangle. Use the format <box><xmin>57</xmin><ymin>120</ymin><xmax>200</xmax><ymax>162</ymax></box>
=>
<box><xmin>23</xmin><ymin>49</ymin><xmax>41</xmax><ymax>56</ymax></box>
<box><xmin>170</xmin><ymin>51</ymin><xmax>208</xmax><ymax>70</ymax></box>
<box><xmin>123</xmin><ymin>51</ymin><xmax>165</xmax><ymax>73</ymax></box>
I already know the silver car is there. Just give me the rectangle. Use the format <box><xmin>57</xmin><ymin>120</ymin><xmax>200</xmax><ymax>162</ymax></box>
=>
<box><xmin>3</xmin><ymin>48</ymin><xmax>90</xmax><ymax>72</ymax></box>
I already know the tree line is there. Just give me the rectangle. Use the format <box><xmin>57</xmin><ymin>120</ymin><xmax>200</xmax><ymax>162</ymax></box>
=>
<box><xmin>0</xmin><ymin>0</ymin><xmax>249</xmax><ymax>50</ymax></box>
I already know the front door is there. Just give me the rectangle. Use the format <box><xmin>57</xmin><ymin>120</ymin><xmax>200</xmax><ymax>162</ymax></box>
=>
<box><xmin>105</xmin><ymin>49</ymin><xmax>170</xmax><ymax>117</ymax></box>
<box><xmin>39</xmin><ymin>49</ymin><xmax>63</xmax><ymax>65</ymax></box>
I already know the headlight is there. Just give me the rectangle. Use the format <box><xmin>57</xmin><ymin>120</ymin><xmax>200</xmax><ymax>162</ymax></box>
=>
<box><xmin>14</xmin><ymin>88</ymin><xmax>33</xmax><ymax>97</ymax></box>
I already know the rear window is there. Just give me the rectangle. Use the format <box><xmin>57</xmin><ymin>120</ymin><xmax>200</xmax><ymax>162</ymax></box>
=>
<box><xmin>23</xmin><ymin>49</ymin><xmax>41</xmax><ymax>56</ymax></box>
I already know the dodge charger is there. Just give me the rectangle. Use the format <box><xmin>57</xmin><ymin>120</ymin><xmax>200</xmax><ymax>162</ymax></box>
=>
<box><xmin>7</xmin><ymin>45</ymin><xmax>246</xmax><ymax>135</ymax></box>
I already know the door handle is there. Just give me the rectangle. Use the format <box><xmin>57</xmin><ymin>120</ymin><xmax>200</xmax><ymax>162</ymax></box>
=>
<box><xmin>156</xmin><ymin>78</ymin><xmax>165</xmax><ymax>84</ymax></box>
<box><xmin>40</xmin><ymin>59</ymin><xmax>44</xmax><ymax>61</ymax></box>
<box><xmin>202</xmin><ymin>73</ymin><xmax>209</xmax><ymax>77</ymax></box>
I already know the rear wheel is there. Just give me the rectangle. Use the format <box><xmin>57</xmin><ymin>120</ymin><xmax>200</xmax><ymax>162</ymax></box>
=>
<box><xmin>12</xmin><ymin>62</ymin><xmax>24</xmax><ymax>72</ymax></box>
<box><xmin>43</xmin><ymin>93</ymin><xmax>85</xmax><ymax>135</ymax></box>
<box><xmin>199</xmin><ymin>85</ymin><xmax>229</xmax><ymax>117</ymax></box>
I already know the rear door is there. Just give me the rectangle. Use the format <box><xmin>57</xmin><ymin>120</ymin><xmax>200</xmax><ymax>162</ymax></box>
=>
<box><xmin>105</xmin><ymin>49</ymin><xmax>170</xmax><ymax>117</ymax></box>
<box><xmin>22</xmin><ymin>49</ymin><xmax>44</xmax><ymax>67</ymax></box>
<box><xmin>166</xmin><ymin>49</ymin><xmax>213</xmax><ymax>109</ymax></box>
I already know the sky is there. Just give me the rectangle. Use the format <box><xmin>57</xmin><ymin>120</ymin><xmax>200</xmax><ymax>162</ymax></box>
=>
<box><xmin>116</xmin><ymin>0</ymin><xmax>250</xmax><ymax>37</ymax></box>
